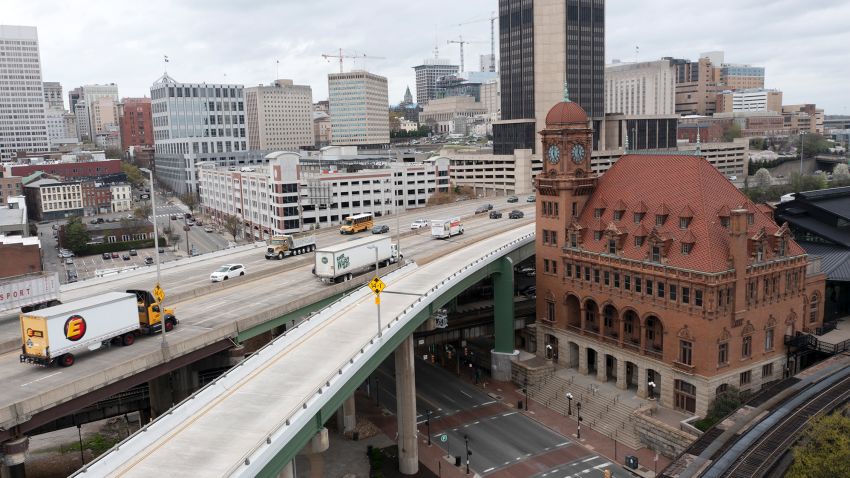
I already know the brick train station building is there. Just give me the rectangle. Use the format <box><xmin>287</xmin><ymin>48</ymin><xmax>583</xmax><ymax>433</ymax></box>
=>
<box><xmin>533</xmin><ymin>94</ymin><xmax>825</xmax><ymax>416</ymax></box>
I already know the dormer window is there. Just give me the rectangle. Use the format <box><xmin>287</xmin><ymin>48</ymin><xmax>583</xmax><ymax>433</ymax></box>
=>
<box><xmin>651</xmin><ymin>245</ymin><xmax>661</xmax><ymax>262</ymax></box>
<box><xmin>747</xmin><ymin>213</ymin><xmax>754</xmax><ymax>225</ymax></box>
<box><xmin>594</xmin><ymin>208</ymin><xmax>604</xmax><ymax>218</ymax></box>
<box><xmin>594</xmin><ymin>231</ymin><xmax>603</xmax><ymax>241</ymax></box>
<box><xmin>779</xmin><ymin>238</ymin><xmax>786</xmax><ymax>256</ymax></box>
<box><xmin>655</xmin><ymin>214</ymin><xmax>668</xmax><ymax>226</ymax></box>
<box><xmin>635</xmin><ymin>236</ymin><xmax>645</xmax><ymax>247</ymax></box>
<box><xmin>613</xmin><ymin>210</ymin><xmax>623</xmax><ymax>221</ymax></box>
<box><xmin>720</xmin><ymin>217</ymin><xmax>730</xmax><ymax>228</ymax></box>
<box><xmin>608</xmin><ymin>239</ymin><xmax>617</xmax><ymax>254</ymax></box>
<box><xmin>681</xmin><ymin>243</ymin><xmax>693</xmax><ymax>255</ymax></box>
<box><xmin>570</xmin><ymin>232</ymin><xmax>577</xmax><ymax>248</ymax></box>
<box><xmin>634</xmin><ymin>212</ymin><xmax>645</xmax><ymax>224</ymax></box>
<box><xmin>756</xmin><ymin>243</ymin><xmax>764</xmax><ymax>262</ymax></box>
<box><xmin>679</xmin><ymin>217</ymin><xmax>691</xmax><ymax>229</ymax></box>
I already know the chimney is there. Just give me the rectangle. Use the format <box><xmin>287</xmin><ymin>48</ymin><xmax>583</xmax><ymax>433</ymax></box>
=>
<box><xmin>730</xmin><ymin>208</ymin><xmax>749</xmax><ymax>324</ymax></box>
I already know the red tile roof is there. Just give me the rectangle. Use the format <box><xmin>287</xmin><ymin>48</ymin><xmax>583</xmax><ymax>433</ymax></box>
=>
<box><xmin>545</xmin><ymin>101</ymin><xmax>588</xmax><ymax>126</ymax></box>
<box><xmin>575</xmin><ymin>154</ymin><xmax>806</xmax><ymax>272</ymax></box>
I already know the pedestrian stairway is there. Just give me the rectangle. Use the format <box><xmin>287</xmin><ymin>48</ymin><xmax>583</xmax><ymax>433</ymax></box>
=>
<box><xmin>528</xmin><ymin>373</ymin><xmax>645</xmax><ymax>450</ymax></box>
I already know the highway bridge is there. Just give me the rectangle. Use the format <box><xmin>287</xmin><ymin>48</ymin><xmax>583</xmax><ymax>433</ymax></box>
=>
<box><xmin>72</xmin><ymin>223</ymin><xmax>535</xmax><ymax>477</ymax></box>
<box><xmin>0</xmin><ymin>198</ymin><xmax>536</xmax><ymax>476</ymax></box>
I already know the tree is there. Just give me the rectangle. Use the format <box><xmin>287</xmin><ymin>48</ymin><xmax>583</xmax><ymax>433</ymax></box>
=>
<box><xmin>800</xmin><ymin>133</ymin><xmax>832</xmax><ymax>159</ymax></box>
<box><xmin>104</xmin><ymin>146</ymin><xmax>124</xmax><ymax>159</ymax></box>
<box><xmin>786</xmin><ymin>413</ymin><xmax>850</xmax><ymax>478</ymax></box>
<box><xmin>134</xmin><ymin>204</ymin><xmax>152</xmax><ymax>219</ymax></box>
<box><xmin>121</xmin><ymin>161</ymin><xmax>145</xmax><ymax>189</ymax></box>
<box><xmin>388</xmin><ymin>112</ymin><xmax>403</xmax><ymax>133</ymax></box>
<box><xmin>722</xmin><ymin>122</ymin><xmax>742</xmax><ymax>142</ymax></box>
<box><xmin>64</xmin><ymin>217</ymin><xmax>91</xmax><ymax>253</ymax></box>
<box><xmin>753</xmin><ymin>168</ymin><xmax>773</xmax><ymax>189</ymax></box>
<box><xmin>832</xmin><ymin>163</ymin><xmax>850</xmax><ymax>182</ymax></box>
<box><xmin>180</xmin><ymin>192</ymin><xmax>199</xmax><ymax>215</ymax></box>
<box><xmin>222</xmin><ymin>214</ymin><xmax>241</xmax><ymax>242</ymax></box>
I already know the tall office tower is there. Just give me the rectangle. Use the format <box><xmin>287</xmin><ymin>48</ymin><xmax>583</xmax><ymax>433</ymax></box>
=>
<box><xmin>413</xmin><ymin>57</ymin><xmax>459</xmax><ymax>105</ymax></box>
<box><xmin>494</xmin><ymin>0</ymin><xmax>605</xmax><ymax>155</ymax></box>
<box><xmin>0</xmin><ymin>25</ymin><xmax>49</xmax><ymax>161</ymax></box>
<box><xmin>244</xmin><ymin>79</ymin><xmax>314</xmax><ymax>151</ymax></box>
<box><xmin>43</xmin><ymin>82</ymin><xmax>64</xmax><ymax>110</ymax></box>
<box><xmin>118</xmin><ymin>97</ymin><xmax>154</xmax><ymax>150</ymax></box>
<box><xmin>74</xmin><ymin>102</ymin><xmax>90</xmax><ymax>141</ymax></box>
<box><xmin>328</xmin><ymin>70</ymin><xmax>389</xmax><ymax>147</ymax></box>
<box><xmin>81</xmin><ymin>84</ymin><xmax>119</xmax><ymax>136</ymax></box>
<box><xmin>68</xmin><ymin>87</ymin><xmax>83</xmax><ymax>112</ymax></box>
<box><xmin>150</xmin><ymin>74</ymin><xmax>253</xmax><ymax>193</ymax></box>
<box><xmin>605</xmin><ymin>60</ymin><xmax>676</xmax><ymax>116</ymax></box>
<box><xmin>90</xmin><ymin>96</ymin><xmax>119</xmax><ymax>135</ymax></box>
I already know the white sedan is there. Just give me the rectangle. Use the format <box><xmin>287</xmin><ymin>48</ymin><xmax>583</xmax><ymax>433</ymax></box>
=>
<box><xmin>410</xmin><ymin>219</ymin><xmax>429</xmax><ymax>230</ymax></box>
<box><xmin>210</xmin><ymin>263</ymin><xmax>246</xmax><ymax>282</ymax></box>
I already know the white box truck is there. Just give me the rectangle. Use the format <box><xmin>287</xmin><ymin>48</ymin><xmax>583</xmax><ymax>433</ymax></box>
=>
<box><xmin>20</xmin><ymin>289</ymin><xmax>177</xmax><ymax>367</ymax></box>
<box><xmin>314</xmin><ymin>236</ymin><xmax>400</xmax><ymax>284</ymax></box>
<box><xmin>0</xmin><ymin>272</ymin><xmax>62</xmax><ymax>313</ymax></box>
<box><xmin>265</xmin><ymin>233</ymin><xmax>317</xmax><ymax>259</ymax></box>
<box><xmin>431</xmin><ymin>217</ymin><xmax>464</xmax><ymax>239</ymax></box>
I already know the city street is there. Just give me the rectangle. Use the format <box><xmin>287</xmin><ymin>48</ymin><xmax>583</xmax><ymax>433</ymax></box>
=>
<box><xmin>369</xmin><ymin>359</ymin><xmax>623</xmax><ymax>477</ymax></box>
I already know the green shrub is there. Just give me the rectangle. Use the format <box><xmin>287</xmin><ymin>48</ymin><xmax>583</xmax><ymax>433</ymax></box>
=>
<box><xmin>72</xmin><ymin>238</ymin><xmax>165</xmax><ymax>256</ymax></box>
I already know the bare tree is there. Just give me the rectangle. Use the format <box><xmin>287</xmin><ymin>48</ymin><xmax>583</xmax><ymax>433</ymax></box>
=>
<box><xmin>753</xmin><ymin>168</ymin><xmax>773</xmax><ymax>189</ymax></box>
<box><xmin>134</xmin><ymin>204</ymin><xmax>152</xmax><ymax>219</ymax></box>
<box><xmin>180</xmin><ymin>192</ymin><xmax>199</xmax><ymax>215</ymax></box>
<box><xmin>222</xmin><ymin>214</ymin><xmax>241</xmax><ymax>242</ymax></box>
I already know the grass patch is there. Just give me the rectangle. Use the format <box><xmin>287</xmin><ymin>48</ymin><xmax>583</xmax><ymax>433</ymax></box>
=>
<box><xmin>58</xmin><ymin>433</ymin><xmax>119</xmax><ymax>457</ymax></box>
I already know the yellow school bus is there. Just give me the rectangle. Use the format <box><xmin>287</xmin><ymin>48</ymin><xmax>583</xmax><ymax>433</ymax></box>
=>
<box><xmin>339</xmin><ymin>213</ymin><xmax>374</xmax><ymax>234</ymax></box>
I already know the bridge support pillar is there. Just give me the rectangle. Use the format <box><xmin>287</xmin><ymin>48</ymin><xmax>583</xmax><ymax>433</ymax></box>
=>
<box><xmin>1</xmin><ymin>436</ymin><xmax>28</xmax><ymax>478</ymax></box>
<box><xmin>395</xmin><ymin>334</ymin><xmax>418</xmax><ymax>475</ymax></box>
<box><xmin>342</xmin><ymin>395</ymin><xmax>356</xmax><ymax>435</ymax></box>
<box><xmin>491</xmin><ymin>257</ymin><xmax>517</xmax><ymax>381</ymax></box>
<box><xmin>148</xmin><ymin>373</ymin><xmax>172</xmax><ymax>418</ymax></box>
<box><xmin>171</xmin><ymin>364</ymin><xmax>199</xmax><ymax>403</ymax></box>
<box><xmin>276</xmin><ymin>461</ymin><xmax>294</xmax><ymax>478</ymax></box>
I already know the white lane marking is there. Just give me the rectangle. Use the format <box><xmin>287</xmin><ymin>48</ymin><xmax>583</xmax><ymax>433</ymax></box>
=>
<box><xmin>21</xmin><ymin>371</ymin><xmax>62</xmax><ymax>386</ymax></box>
<box><xmin>503</xmin><ymin>411</ymin><xmax>517</xmax><ymax>417</ymax></box>
<box><xmin>557</xmin><ymin>441</ymin><xmax>570</xmax><ymax>446</ymax></box>
<box><xmin>581</xmin><ymin>456</ymin><xmax>598</xmax><ymax>463</ymax></box>
<box><xmin>593</xmin><ymin>462</ymin><xmax>613</xmax><ymax>470</ymax></box>
<box><xmin>480</xmin><ymin>400</ymin><xmax>497</xmax><ymax>406</ymax></box>
<box><xmin>483</xmin><ymin>467</ymin><xmax>494</xmax><ymax>473</ymax></box>
<box><xmin>460</xmin><ymin>390</ymin><xmax>473</xmax><ymax>398</ymax></box>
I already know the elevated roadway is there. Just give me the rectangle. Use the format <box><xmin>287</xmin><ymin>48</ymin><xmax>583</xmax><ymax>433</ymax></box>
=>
<box><xmin>0</xmin><ymin>201</ymin><xmax>534</xmax><ymax>447</ymax></box>
<box><xmin>73</xmin><ymin>223</ymin><xmax>536</xmax><ymax>477</ymax></box>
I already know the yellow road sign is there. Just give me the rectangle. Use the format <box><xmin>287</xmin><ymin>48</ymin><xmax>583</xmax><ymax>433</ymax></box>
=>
<box><xmin>368</xmin><ymin>277</ymin><xmax>386</xmax><ymax>295</ymax></box>
<box><xmin>152</xmin><ymin>284</ymin><xmax>165</xmax><ymax>303</ymax></box>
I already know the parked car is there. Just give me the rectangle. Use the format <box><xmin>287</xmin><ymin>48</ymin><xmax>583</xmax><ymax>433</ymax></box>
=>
<box><xmin>195</xmin><ymin>220</ymin><xmax>203</xmax><ymax>226</ymax></box>
<box><xmin>371</xmin><ymin>224</ymin><xmax>390</xmax><ymax>234</ymax></box>
<box><xmin>507</xmin><ymin>196</ymin><xmax>519</xmax><ymax>203</ymax></box>
<box><xmin>122</xmin><ymin>254</ymin><xmax>130</xmax><ymax>261</ymax></box>
<box><xmin>64</xmin><ymin>258</ymin><xmax>74</xmax><ymax>265</ymax></box>
<box><xmin>204</xmin><ymin>227</ymin><xmax>214</xmax><ymax>233</ymax></box>
<box><xmin>410</xmin><ymin>219</ymin><xmax>428</xmax><ymax>230</ymax></box>
<box><xmin>129</xmin><ymin>249</ymin><xmax>138</xmax><ymax>256</ymax></box>
<box><xmin>489</xmin><ymin>211</ymin><xmax>503</xmax><ymax>219</ymax></box>
<box><xmin>111</xmin><ymin>252</ymin><xmax>120</xmax><ymax>259</ymax></box>
<box><xmin>144</xmin><ymin>256</ymin><xmax>154</xmax><ymax>265</ymax></box>
<box><xmin>158</xmin><ymin>247</ymin><xmax>165</xmax><ymax>253</ymax></box>
<box><xmin>519</xmin><ymin>285</ymin><xmax>536</xmax><ymax>297</ymax></box>
<box><xmin>66</xmin><ymin>270</ymin><xmax>78</xmax><ymax>283</ymax></box>
<box><xmin>526</xmin><ymin>195</ymin><xmax>536</xmax><ymax>202</ymax></box>
<box><xmin>186</xmin><ymin>220</ymin><xmax>195</xmax><ymax>226</ymax></box>
<box><xmin>210</xmin><ymin>263</ymin><xmax>246</xmax><ymax>282</ymax></box>
<box><xmin>52</xmin><ymin>224</ymin><xmax>58</xmax><ymax>231</ymax></box>
<box><xmin>518</xmin><ymin>266</ymin><xmax>535</xmax><ymax>276</ymax></box>
<box><xmin>102</xmin><ymin>252</ymin><xmax>111</xmax><ymax>259</ymax></box>
<box><xmin>509</xmin><ymin>210</ymin><xmax>524</xmax><ymax>219</ymax></box>
<box><xmin>59</xmin><ymin>250</ymin><xmax>74</xmax><ymax>258</ymax></box>
<box><xmin>96</xmin><ymin>217</ymin><xmax>104</xmax><ymax>224</ymax></box>
<box><xmin>170</xmin><ymin>215</ymin><xmax>177</xmax><ymax>220</ymax></box>
<box><xmin>89</xmin><ymin>219</ymin><xmax>98</xmax><ymax>224</ymax></box>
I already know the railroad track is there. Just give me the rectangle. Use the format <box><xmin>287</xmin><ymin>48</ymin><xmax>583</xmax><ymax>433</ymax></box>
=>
<box><xmin>720</xmin><ymin>371</ymin><xmax>850</xmax><ymax>478</ymax></box>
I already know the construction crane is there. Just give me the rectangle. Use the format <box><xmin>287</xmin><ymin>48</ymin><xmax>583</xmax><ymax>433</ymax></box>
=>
<box><xmin>447</xmin><ymin>36</ymin><xmax>486</xmax><ymax>74</ymax></box>
<box><xmin>455</xmin><ymin>11</ymin><xmax>498</xmax><ymax>72</ymax></box>
<box><xmin>321</xmin><ymin>48</ymin><xmax>385</xmax><ymax>73</ymax></box>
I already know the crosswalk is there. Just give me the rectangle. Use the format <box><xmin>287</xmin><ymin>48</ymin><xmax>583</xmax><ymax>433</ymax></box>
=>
<box><xmin>532</xmin><ymin>455</ymin><xmax>616</xmax><ymax>478</ymax></box>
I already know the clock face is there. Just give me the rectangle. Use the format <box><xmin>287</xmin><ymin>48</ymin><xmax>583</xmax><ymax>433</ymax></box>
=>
<box><xmin>571</xmin><ymin>144</ymin><xmax>586</xmax><ymax>163</ymax></box>
<box><xmin>547</xmin><ymin>145</ymin><xmax>560</xmax><ymax>164</ymax></box>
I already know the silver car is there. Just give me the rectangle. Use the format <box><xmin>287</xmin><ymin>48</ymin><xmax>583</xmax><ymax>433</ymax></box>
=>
<box><xmin>210</xmin><ymin>263</ymin><xmax>246</xmax><ymax>282</ymax></box>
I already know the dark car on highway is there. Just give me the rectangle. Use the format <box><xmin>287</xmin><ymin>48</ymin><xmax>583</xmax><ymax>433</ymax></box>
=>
<box><xmin>509</xmin><ymin>210</ymin><xmax>524</xmax><ymax>219</ymax></box>
<box><xmin>489</xmin><ymin>211</ymin><xmax>502</xmax><ymax>219</ymax></box>
<box><xmin>507</xmin><ymin>196</ymin><xmax>519</xmax><ymax>203</ymax></box>
<box><xmin>371</xmin><ymin>224</ymin><xmax>390</xmax><ymax>234</ymax></box>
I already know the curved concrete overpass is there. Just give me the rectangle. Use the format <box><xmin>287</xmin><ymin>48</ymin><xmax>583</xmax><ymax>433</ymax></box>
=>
<box><xmin>73</xmin><ymin>224</ymin><xmax>535</xmax><ymax>477</ymax></box>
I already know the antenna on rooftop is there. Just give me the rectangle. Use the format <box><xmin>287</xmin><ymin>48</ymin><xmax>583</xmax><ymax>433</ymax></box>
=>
<box><xmin>163</xmin><ymin>55</ymin><xmax>169</xmax><ymax>74</ymax></box>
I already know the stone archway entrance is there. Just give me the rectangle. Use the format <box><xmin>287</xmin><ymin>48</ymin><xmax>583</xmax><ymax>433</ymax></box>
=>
<box><xmin>544</xmin><ymin>334</ymin><xmax>559</xmax><ymax>363</ymax></box>
<box><xmin>568</xmin><ymin>342</ymin><xmax>580</xmax><ymax>369</ymax></box>
<box><xmin>625</xmin><ymin>361</ymin><xmax>638</xmax><ymax>390</ymax></box>
<box><xmin>587</xmin><ymin>348</ymin><xmax>598</xmax><ymax>375</ymax></box>
<box><xmin>606</xmin><ymin>354</ymin><xmax>617</xmax><ymax>383</ymax></box>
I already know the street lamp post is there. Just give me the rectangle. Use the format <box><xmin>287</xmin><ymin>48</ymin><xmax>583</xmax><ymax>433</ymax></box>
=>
<box><xmin>566</xmin><ymin>392</ymin><xmax>573</xmax><ymax>416</ymax></box>
<box><xmin>648</xmin><ymin>381</ymin><xmax>656</xmax><ymax>400</ymax></box>
<box><xmin>464</xmin><ymin>434</ymin><xmax>470</xmax><ymax>475</ymax></box>
<box><xmin>546</xmin><ymin>344</ymin><xmax>553</xmax><ymax>360</ymax></box>
<box><xmin>367</xmin><ymin>245</ymin><xmax>382</xmax><ymax>338</ymax></box>
<box><xmin>523</xmin><ymin>377</ymin><xmax>529</xmax><ymax>411</ymax></box>
<box><xmin>576</xmin><ymin>402</ymin><xmax>582</xmax><ymax>439</ymax></box>
<box><xmin>800</xmin><ymin>132</ymin><xmax>805</xmax><ymax>175</ymax></box>
<box><xmin>139</xmin><ymin>168</ymin><xmax>166</xmax><ymax>348</ymax></box>
<box><xmin>426</xmin><ymin>409</ymin><xmax>432</xmax><ymax>446</ymax></box>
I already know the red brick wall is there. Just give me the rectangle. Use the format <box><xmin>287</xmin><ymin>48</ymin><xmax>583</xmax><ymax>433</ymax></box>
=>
<box><xmin>9</xmin><ymin>160</ymin><xmax>121</xmax><ymax>179</ymax></box>
<box><xmin>0</xmin><ymin>243</ymin><xmax>41</xmax><ymax>277</ymax></box>
<box><xmin>119</xmin><ymin>98</ymin><xmax>153</xmax><ymax>150</ymax></box>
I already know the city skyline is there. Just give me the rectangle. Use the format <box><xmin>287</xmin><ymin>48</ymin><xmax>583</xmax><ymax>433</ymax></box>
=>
<box><xmin>4</xmin><ymin>0</ymin><xmax>849</xmax><ymax>113</ymax></box>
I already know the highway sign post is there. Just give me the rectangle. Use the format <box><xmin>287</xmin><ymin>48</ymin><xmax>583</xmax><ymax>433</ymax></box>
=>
<box><xmin>368</xmin><ymin>276</ymin><xmax>386</xmax><ymax>337</ymax></box>
<box><xmin>152</xmin><ymin>284</ymin><xmax>165</xmax><ymax>304</ymax></box>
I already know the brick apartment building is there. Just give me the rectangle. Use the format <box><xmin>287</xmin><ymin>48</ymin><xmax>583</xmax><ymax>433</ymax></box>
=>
<box><xmin>119</xmin><ymin>98</ymin><xmax>154</xmax><ymax>150</ymax></box>
<box><xmin>533</xmin><ymin>96</ymin><xmax>825</xmax><ymax>417</ymax></box>
<box><xmin>0</xmin><ymin>236</ymin><xmax>42</xmax><ymax>277</ymax></box>
<box><xmin>5</xmin><ymin>159</ymin><xmax>122</xmax><ymax>180</ymax></box>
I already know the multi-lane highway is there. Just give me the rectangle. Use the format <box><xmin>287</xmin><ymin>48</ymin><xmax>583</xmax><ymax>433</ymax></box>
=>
<box><xmin>0</xmin><ymin>198</ymin><xmax>535</xmax><ymax>440</ymax></box>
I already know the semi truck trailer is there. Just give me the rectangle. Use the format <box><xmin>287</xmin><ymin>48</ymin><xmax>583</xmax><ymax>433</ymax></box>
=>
<box><xmin>265</xmin><ymin>233</ymin><xmax>317</xmax><ymax>259</ymax></box>
<box><xmin>0</xmin><ymin>272</ymin><xmax>62</xmax><ymax>313</ymax></box>
<box><xmin>19</xmin><ymin>289</ymin><xmax>177</xmax><ymax>367</ymax></box>
<box><xmin>313</xmin><ymin>236</ymin><xmax>400</xmax><ymax>284</ymax></box>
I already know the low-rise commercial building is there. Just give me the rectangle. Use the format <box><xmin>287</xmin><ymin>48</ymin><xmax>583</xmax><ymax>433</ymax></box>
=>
<box><xmin>782</xmin><ymin>104</ymin><xmax>825</xmax><ymax>135</ymax></box>
<box><xmin>0</xmin><ymin>196</ymin><xmax>28</xmax><ymax>237</ymax></box>
<box><xmin>81</xmin><ymin>181</ymin><xmax>112</xmax><ymax>215</ymax></box>
<box><xmin>110</xmin><ymin>184</ymin><xmax>132</xmax><ymax>212</ymax></box>
<box><xmin>198</xmin><ymin>147</ymin><xmax>449</xmax><ymax>239</ymax></box>
<box><xmin>3</xmin><ymin>158</ymin><xmax>122</xmax><ymax>181</ymax></box>
<box><xmin>434</xmin><ymin>149</ymin><xmax>538</xmax><ymax>196</ymax></box>
<box><xmin>24</xmin><ymin>178</ymin><xmax>83</xmax><ymax>221</ymax></box>
<box><xmin>716</xmin><ymin>88</ymin><xmax>782</xmax><ymax>113</ymax></box>
<box><xmin>0</xmin><ymin>235</ymin><xmax>42</xmax><ymax>277</ymax></box>
<box><xmin>420</xmin><ymin>96</ymin><xmax>487</xmax><ymax>134</ymax></box>
<box><xmin>0</xmin><ymin>174</ymin><xmax>24</xmax><ymax>207</ymax></box>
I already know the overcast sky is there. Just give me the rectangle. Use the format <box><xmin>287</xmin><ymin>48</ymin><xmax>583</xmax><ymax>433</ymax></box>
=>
<box><xmin>5</xmin><ymin>0</ymin><xmax>849</xmax><ymax>114</ymax></box>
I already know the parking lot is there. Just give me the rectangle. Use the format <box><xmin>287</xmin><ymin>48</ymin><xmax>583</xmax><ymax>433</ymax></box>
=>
<box><xmin>59</xmin><ymin>246</ymin><xmax>179</xmax><ymax>282</ymax></box>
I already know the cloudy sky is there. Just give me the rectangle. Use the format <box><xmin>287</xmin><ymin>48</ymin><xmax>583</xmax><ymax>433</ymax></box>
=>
<box><xmin>5</xmin><ymin>0</ymin><xmax>849</xmax><ymax>114</ymax></box>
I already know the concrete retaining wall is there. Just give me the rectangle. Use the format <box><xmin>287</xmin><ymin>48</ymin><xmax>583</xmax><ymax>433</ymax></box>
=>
<box><xmin>632</xmin><ymin>405</ymin><xmax>700</xmax><ymax>458</ymax></box>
